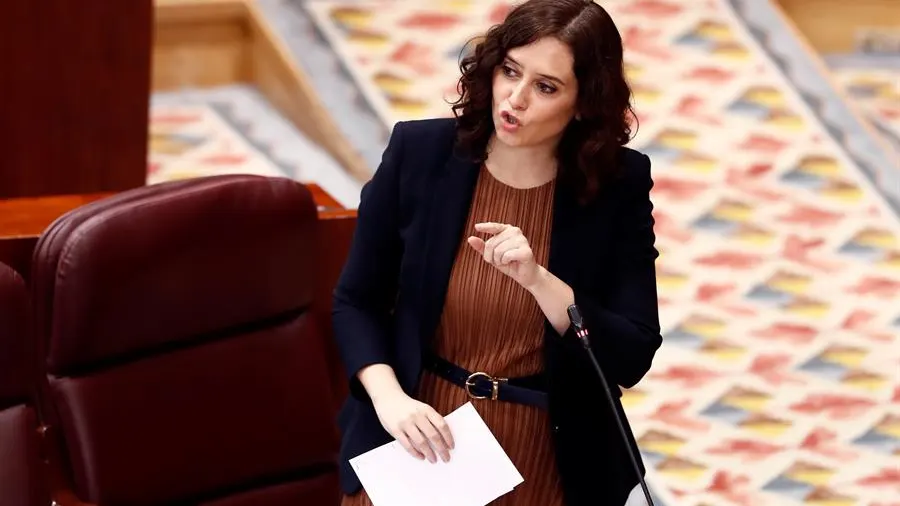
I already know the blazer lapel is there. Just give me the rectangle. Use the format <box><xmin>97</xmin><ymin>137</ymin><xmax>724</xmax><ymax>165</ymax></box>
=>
<box><xmin>547</xmin><ymin>180</ymin><xmax>581</xmax><ymax>288</ymax></box>
<box><xmin>417</xmin><ymin>152</ymin><xmax>480</xmax><ymax>346</ymax></box>
<box><xmin>544</xmin><ymin>179</ymin><xmax>594</xmax><ymax>387</ymax></box>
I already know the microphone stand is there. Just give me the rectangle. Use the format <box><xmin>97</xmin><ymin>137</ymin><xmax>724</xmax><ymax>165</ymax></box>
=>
<box><xmin>567</xmin><ymin>304</ymin><xmax>655</xmax><ymax>506</ymax></box>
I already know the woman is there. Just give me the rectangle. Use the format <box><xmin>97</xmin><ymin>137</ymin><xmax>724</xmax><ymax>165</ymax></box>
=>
<box><xmin>333</xmin><ymin>0</ymin><xmax>661</xmax><ymax>504</ymax></box>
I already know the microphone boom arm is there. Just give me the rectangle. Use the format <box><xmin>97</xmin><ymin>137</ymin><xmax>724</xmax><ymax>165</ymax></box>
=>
<box><xmin>566</xmin><ymin>304</ymin><xmax>655</xmax><ymax>506</ymax></box>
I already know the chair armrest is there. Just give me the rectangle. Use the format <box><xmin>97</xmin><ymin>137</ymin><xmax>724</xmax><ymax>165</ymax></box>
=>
<box><xmin>52</xmin><ymin>488</ymin><xmax>98</xmax><ymax>506</ymax></box>
<box><xmin>38</xmin><ymin>424</ymin><xmax>98</xmax><ymax>506</ymax></box>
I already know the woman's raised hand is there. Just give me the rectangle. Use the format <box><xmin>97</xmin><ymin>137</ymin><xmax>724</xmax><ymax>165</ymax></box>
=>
<box><xmin>467</xmin><ymin>222</ymin><xmax>542</xmax><ymax>289</ymax></box>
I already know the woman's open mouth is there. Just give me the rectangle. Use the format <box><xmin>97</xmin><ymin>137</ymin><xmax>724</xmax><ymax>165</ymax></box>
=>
<box><xmin>499</xmin><ymin>110</ymin><xmax>521</xmax><ymax>132</ymax></box>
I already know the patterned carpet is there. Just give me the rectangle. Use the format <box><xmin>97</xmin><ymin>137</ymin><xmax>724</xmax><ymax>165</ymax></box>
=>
<box><xmin>149</xmin><ymin>85</ymin><xmax>363</xmax><ymax>208</ymax></box>
<box><xmin>304</xmin><ymin>1</ymin><xmax>900</xmax><ymax>505</ymax></box>
<box><xmin>147</xmin><ymin>85</ymin><xmax>360</xmax><ymax>209</ymax></box>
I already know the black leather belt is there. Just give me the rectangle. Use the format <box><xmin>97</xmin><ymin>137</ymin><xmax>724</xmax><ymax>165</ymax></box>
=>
<box><xmin>423</xmin><ymin>353</ymin><xmax>549</xmax><ymax>410</ymax></box>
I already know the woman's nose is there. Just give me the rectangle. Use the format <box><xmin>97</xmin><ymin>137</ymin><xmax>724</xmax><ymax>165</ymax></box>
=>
<box><xmin>507</xmin><ymin>83</ymin><xmax>527</xmax><ymax>110</ymax></box>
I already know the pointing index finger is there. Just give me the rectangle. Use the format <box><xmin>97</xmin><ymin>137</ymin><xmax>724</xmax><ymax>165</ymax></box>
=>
<box><xmin>474</xmin><ymin>222</ymin><xmax>507</xmax><ymax>234</ymax></box>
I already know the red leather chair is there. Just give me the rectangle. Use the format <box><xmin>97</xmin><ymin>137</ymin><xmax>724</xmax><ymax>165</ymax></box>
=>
<box><xmin>30</xmin><ymin>175</ymin><xmax>340</xmax><ymax>505</ymax></box>
<box><xmin>0</xmin><ymin>261</ymin><xmax>48</xmax><ymax>506</ymax></box>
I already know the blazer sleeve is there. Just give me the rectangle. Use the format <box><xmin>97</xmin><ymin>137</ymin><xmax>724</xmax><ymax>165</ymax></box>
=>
<box><xmin>570</xmin><ymin>153</ymin><xmax>662</xmax><ymax>388</ymax></box>
<box><xmin>332</xmin><ymin>122</ymin><xmax>406</xmax><ymax>402</ymax></box>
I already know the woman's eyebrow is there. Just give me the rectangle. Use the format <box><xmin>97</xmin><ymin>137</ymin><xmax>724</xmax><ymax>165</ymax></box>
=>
<box><xmin>505</xmin><ymin>56</ymin><xmax>566</xmax><ymax>86</ymax></box>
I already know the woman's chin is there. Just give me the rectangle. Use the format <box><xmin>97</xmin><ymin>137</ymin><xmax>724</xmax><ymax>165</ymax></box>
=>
<box><xmin>494</xmin><ymin>127</ymin><xmax>526</xmax><ymax>146</ymax></box>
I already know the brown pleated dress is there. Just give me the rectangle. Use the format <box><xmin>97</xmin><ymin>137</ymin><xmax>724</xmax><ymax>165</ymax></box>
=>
<box><xmin>342</xmin><ymin>165</ymin><xmax>565</xmax><ymax>506</ymax></box>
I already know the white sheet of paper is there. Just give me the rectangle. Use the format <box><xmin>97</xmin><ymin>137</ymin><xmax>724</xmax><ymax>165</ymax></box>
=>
<box><xmin>349</xmin><ymin>402</ymin><xmax>524</xmax><ymax>506</ymax></box>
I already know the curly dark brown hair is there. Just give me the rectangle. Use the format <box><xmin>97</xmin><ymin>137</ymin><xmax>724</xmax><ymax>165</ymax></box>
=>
<box><xmin>451</xmin><ymin>0</ymin><xmax>636</xmax><ymax>202</ymax></box>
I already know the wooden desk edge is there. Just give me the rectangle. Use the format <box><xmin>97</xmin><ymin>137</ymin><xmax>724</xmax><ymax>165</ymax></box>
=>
<box><xmin>0</xmin><ymin>192</ymin><xmax>113</xmax><ymax>237</ymax></box>
<box><xmin>0</xmin><ymin>183</ymin><xmax>357</xmax><ymax>280</ymax></box>
<box><xmin>0</xmin><ymin>183</ymin><xmax>355</xmax><ymax>239</ymax></box>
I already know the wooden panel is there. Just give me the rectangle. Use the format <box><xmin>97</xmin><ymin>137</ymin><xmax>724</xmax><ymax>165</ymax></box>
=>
<box><xmin>775</xmin><ymin>0</ymin><xmax>900</xmax><ymax>53</ymax></box>
<box><xmin>0</xmin><ymin>0</ymin><xmax>152</xmax><ymax>198</ymax></box>
<box><xmin>154</xmin><ymin>0</ymin><xmax>246</xmax><ymax>22</ymax></box>
<box><xmin>152</xmin><ymin>0</ymin><xmax>250</xmax><ymax>90</ymax></box>
<box><xmin>153</xmin><ymin>24</ymin><xmax>248</xmax><ymax>90</ymax></box>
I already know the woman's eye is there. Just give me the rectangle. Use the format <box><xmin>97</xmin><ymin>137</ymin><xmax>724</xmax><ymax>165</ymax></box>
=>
<box><xmin>538</xmin><ymin>83</ymin><xmax>557</xmax><ymax>94</ymax></box>
<box><xmin>502</xmin><ymin>65</ymin><xmax>516</xmax><ymax>77</ymax></box>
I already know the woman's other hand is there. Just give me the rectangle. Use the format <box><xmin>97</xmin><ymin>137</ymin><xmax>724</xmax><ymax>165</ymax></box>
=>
<box><xmin>372</xmin><ymin>390</ymin><xmax>454</xmax><ymax>463</ymax></box>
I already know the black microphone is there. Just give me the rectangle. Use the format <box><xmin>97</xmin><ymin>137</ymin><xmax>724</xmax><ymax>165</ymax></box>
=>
<box><xmin>567</xmin><ymin>304</ymin><xmax>655</xmax><ymax>506</ymax></box>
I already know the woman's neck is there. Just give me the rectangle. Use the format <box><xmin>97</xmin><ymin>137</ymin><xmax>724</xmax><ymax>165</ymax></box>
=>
<box><xmin>484</xmin><ymin>135</ymin><xmax>557</xmax><ymax>189</ymax></box>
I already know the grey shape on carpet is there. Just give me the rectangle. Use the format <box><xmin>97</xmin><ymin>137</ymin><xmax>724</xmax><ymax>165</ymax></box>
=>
<box><xmin>257</xmin><ymin>0</ymin><xmax>390</xmax><ymax>172</ymax></box>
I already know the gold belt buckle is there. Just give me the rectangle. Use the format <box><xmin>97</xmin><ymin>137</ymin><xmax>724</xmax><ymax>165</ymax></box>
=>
<box><xmin>465</xmin><ymin>371</ymin><xmax>507</xmax><ymax>401</ymax></box>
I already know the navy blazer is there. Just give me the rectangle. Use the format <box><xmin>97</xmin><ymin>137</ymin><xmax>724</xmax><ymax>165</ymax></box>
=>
<box><xmin>332</xmin><ymin>117</ymin><xmax>662</xmax><ymax>505</ymax></box>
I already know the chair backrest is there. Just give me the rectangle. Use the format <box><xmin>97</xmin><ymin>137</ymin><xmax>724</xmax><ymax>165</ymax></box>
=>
<box><xmin>0</xmin><ymin>261</ymin><xmax>48</xmax><ymax>506</ymax></box>
<box><xmin>30</xmin><ymin>175</ymin><xmax>339</xmax><ymax>506</ymax></box>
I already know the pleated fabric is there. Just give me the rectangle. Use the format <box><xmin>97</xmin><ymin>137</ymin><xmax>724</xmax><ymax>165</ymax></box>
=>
<box><xmin>342</xmin><ymin>165</ymin><xmax>564</xmax><ymax>505</ymax></box>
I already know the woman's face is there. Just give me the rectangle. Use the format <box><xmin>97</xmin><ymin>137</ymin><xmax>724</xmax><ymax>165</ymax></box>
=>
<box><xmin>491</xmin><ymin>36</ymin><xmax>579</xmax><ymax>150</ymax></box>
